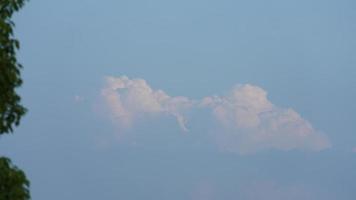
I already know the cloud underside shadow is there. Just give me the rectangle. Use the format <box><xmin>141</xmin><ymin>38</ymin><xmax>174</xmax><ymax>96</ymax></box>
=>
<box><xmin>101</xmin><ymin>76</ymin><xmax>331</xmax><ymax>154</ymax></box>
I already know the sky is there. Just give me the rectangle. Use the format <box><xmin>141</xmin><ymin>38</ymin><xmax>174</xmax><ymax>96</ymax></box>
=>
<box><xmin>1</xmin><ymin>0</ymin><xmax>356</xmax><ymax>199</ymax></box>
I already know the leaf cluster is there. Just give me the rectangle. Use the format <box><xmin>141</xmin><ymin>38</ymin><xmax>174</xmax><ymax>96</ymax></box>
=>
<box><xmin>0</xmin><ymin>1</ymin><xmax>31</xmax><ymax>200</ymax></box>
<box><xmin>0</xmin><ymin>0</ymin><xmax>28</xmax><ymax>134</ymax></box>
<box><xmin>0</xmin><ymin>158</ymin><xmax>30</xmax><ymax>200</ymax></box>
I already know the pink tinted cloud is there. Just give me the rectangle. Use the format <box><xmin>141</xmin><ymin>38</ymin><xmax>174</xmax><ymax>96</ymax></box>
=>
<box><xmin>101</xmin><ymin>76</ymin><xmax>331</xmax><ymax>154</ymax></box>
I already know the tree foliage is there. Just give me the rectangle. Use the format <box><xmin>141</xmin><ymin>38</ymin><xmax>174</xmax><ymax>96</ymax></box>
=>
<box><xmin>0</xmin><ymin>1</ymin><xmax>30</xmax><ymax>199</ymax></box>
<box><xmin>0</xmin><ymin>158</ymin><xmax>30</xmax><ymax>200</ymax></box>
<box><xmin>0</xmin><ymin>0</ymin><xmax>27</xmax><ymax>134</ymax></box>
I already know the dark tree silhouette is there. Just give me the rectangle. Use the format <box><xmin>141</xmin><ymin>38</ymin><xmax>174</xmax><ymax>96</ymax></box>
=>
<box><xmin>0</xmin><ymin>0</ymin><xmax>30</xmax><ymax>199</ymax></box>
<box><xmin>0</xmin><ymin>158</ymin><xmax>30</xmax><ymax>200</ymax></box>
<box><xmin>0</xmin><ymin>0</ymin><xmax>27</xmax><ymax>134</ymax></box>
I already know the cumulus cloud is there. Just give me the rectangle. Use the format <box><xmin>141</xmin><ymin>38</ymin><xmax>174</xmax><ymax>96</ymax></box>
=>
<box><xmin>102</xmin><ymin>76</ymin><xmax>192</xmax><ymax>131</ymax></box>
<box><xmin>201</xmin><ymin>84</ymin><xmax>331</xmax><ymax>154</ymax></box>
<box><xmin>101</xmin><ymin>76</ymin><xmax>331</xmax><ymax>154</ymax></box>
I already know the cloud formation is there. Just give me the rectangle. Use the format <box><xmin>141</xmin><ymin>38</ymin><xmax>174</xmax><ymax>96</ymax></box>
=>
<box><xmin>201</xmin><ymin>84</ymin><xmax>331</xmax><ymax>154</ymax></box>
<box><xmin>101</xmin><ymin>76</ymin><xmax>331</xmax><ymax>154</ymax></box>
<box><xmin>102</xmin><ymin>76</ymin><xmax>192</xmax><ymax>131</ymax></box>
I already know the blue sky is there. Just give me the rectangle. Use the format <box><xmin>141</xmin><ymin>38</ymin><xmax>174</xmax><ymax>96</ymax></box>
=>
<box><xmin>1</xmin><ymin>0</ymin><xmax>356</xmax><ymax>199</ymax></box>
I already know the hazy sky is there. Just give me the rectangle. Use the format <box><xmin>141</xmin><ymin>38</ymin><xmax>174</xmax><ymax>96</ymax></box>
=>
<box><xmin>1</xmin><ymin>0</ymin><xmax>356</xmax><ymax>199</ymax></box>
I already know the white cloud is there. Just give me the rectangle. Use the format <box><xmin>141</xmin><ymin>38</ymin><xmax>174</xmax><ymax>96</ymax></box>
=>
<box><xmin>102</xmin><ymin>76</ymin><xmax>192</xmax><ymax>131</ymax></box>
<box><xmin>202</xmin><ymin>84</ymin><xmax>331</xmax><ymax>154</ymax></box>
<box><xmin>101</xmin><ymin>76</ymin><xmax>331</xmax><ymax>154</ymax></box>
